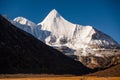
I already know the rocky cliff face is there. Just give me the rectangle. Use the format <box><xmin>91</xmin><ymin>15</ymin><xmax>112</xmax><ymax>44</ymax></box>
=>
<box><xmin>76</xmin><ymin>49</ymin><xmax>120</xmax><ymax>69</ymax></box>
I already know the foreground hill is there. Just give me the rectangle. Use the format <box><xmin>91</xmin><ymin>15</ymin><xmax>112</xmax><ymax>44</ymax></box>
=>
<box><xmin>0</xmin><ymin>15</ymin><xmax>92</xmax><ymax>75</ymax></box>
<box><xmin>87</xmin><ymin>64</ymin><xmax>120</xmax><ymax>77</ymax></box>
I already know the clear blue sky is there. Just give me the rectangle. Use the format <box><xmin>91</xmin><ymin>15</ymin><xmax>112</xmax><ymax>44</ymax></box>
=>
<box><xmin>0</xmin><ymin>0</ymin><xmax>120</xmax><ymax>43</ymax></box>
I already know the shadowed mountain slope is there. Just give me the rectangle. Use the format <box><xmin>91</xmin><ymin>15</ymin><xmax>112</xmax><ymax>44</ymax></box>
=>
<box><xmin>0</xmin><ymin>15</ymin><xmax>93</xmax><ymax>75</ymax></box>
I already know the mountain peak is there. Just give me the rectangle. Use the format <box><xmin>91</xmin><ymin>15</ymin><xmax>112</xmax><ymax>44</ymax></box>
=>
<box><xmin>14</xmin><ymin>17</ymin><xmax>27</xmax><ymax>22</ymax></box>
<box><xmin>40</xmin><ymin>9</ymin><xmax>61</xmax><ymax>23</ymax></box>
<box><xmin>13</xmin><ymin>17</ymin><xmax>36</xmax><ymax>27</ymax></box>
<box><xmin>47</xmin><ymin>9</ymin><xmax>60</xmax><ymax>18</ymax></box>
<box><xmin>50</xmin><ymin>9</ymin><xmax>58</xmax><ymax>14</ymax></box>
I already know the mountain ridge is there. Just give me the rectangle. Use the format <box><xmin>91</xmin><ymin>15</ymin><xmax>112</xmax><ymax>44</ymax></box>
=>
<box><xmin>11</xmin><ymin>9</ymin><xmax>120</xmax><ymax>69</ymax></box>
<box><xmin>13</xmin><ymin>9</ymin><xmax>120</xmax><ymax>49</ymax></box>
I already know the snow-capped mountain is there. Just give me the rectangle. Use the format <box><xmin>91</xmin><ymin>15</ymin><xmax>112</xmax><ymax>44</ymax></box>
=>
<box><xmin>38</xmin><ymin>9</ymin><xmax>119</xmax><ymax>49</ymax></box>
<box><xmin>11</xmin><ymin>9</ymin><xmax>120</xmax><ymax>68</ymax></box>
<box><xmin>12</xmin><ymin>9</ymin><xmax>119</xmax><ymax>50</ymax></box>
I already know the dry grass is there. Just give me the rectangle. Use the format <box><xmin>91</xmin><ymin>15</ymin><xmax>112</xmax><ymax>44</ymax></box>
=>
<box><xmin>0</xmin><ymin>74</ymin><xmax>120</xmax><ymax>80</ymax></box>
<box><xmin>0</xmin><ymin>76</ymin><xmax>120</xmax><ymax>80</ymax></box>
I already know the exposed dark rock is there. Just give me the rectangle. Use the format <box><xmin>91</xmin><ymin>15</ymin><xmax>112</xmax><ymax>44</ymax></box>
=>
<box><xmin>76</xmin><ymin>49</ymin><xmax>120</xmax><ymax>69</ymax></box>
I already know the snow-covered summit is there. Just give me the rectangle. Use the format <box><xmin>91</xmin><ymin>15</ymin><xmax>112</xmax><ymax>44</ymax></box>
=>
<box><xmin>40</xmin><ymin>9</ymin><xmax>61</xmax><ymax>23</ymax></box>
<box><xmin>12</xmin><ymin>17</ymin><xmax>44</xmax><ymax>40</ymax></box>
<box><xmin>38</xmin><ymin>9</ymin><xmax>119</xmax><ymax>50</ymax></box>
<box><xmin>38</xmin><ymin>9</ymin><xmax>76</xmax><ymax>42</ymax></box>
<box><xmin>14</xmin><ymin>17</ymin><xmax>36</xmax><ymax>27</ymax></box>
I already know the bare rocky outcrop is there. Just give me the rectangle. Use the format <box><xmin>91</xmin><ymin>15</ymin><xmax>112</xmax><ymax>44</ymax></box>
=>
<box><xmin>76</xmin><ymin>49</ymin><xmax>120</xmax><ymax>69</ymax></box>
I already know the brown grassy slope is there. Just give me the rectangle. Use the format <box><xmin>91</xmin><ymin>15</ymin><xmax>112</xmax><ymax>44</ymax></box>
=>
<box><xmin>0</xmin><ymin>76</ymin><xmax>120</xmax><ymax>80</ymax></box>
<box><xmin>87</xmin><ymin>64</ymin><xmax>120</xmax><ymax>77</ymax></box>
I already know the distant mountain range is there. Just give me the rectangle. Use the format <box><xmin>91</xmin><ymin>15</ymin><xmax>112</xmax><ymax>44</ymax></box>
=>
<box><xmin>10</xmin><ymin>9</ymin><xmax>120</xmax><ymax>69</ymax></box>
